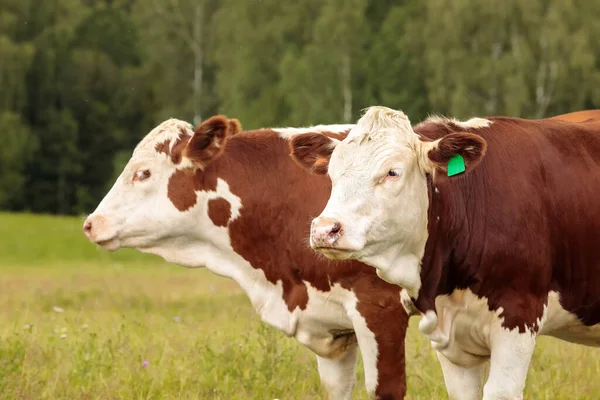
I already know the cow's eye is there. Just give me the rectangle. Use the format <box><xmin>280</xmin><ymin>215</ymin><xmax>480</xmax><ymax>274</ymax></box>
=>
<box><xmin>133</xmin><ymin>169</ymin><xmax>151</xmax><ymax>182</ymax></box>
<box><xmin>380</xmin><ymin>168</ymin><xmax>401</xmax><ymax>184</ymax></box>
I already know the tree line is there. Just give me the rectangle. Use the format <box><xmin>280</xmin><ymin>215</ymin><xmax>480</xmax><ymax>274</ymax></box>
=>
<box><xmin>2</xmin><ymin>0</ymin><xmax>599</xmax><ymax>215</ymax></box>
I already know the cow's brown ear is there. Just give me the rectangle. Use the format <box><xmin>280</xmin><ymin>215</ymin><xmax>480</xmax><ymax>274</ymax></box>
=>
<box><xmin>183</xmin><ymin>115</ymin><xmax>241</xmax><ymax>168</ymax></box>
<box><xmin>228</xmin><ymin>118</ymin><xmax>242</xmax><ymax>135</ymax></box>
<box><xmin>289</xmin><ymin>133</ymin><xmax>340</xmax><ymax>175</ymax></box>
<box><xmin>427</xmin><ymin>132</ymin><xmax>487</xmax><ymax>175</ymax></box>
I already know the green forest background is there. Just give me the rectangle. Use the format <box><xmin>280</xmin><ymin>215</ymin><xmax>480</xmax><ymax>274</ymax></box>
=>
<box><xmin>2</xmin><ymin>0</ymin><xmax>599</xmax><ymax>215</ymax></box>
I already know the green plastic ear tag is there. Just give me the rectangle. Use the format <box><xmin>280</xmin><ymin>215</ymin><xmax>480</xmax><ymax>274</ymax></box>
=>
<box><xmin>447</xmin><ymin>154</ymin><xmax>465</xmax><ymax>176</ymax></box>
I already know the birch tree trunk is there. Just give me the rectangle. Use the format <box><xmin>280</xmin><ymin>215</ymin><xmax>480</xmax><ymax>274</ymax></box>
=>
<box><xmin>151</xmin><ymin>0</ymin><xmax>205</xmax><ymax>124</ymax></box>
<box><xmin>192</xmin><ymin>2</ymin><xmax>204</xmax><ymax>125</ymax></box>
<box><xmin>341</xmin><ymin>51</ymin><xmax>352</xmax><ymax>123</ymax></box>
<box><xmin>534</xmin><ymin>38</ymin><xmax>558</xmax><ymax>118</ymax></box>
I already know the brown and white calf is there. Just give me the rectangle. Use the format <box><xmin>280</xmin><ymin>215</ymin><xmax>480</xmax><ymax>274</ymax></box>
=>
<box><xmin>290</xmin><ymin>106</ymin><xmax>600</xmax><ymax>400</ymax></box>
<box><xmin>83</xmin><ymin>116</ymin><xmax>409</xmax><ymax>399</ymax></box>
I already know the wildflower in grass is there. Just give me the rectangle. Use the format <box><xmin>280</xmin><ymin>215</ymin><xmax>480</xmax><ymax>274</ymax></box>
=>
<box><xmin>23</xmin><ymin>324</ymin><xmax>31</xmax><ymax>330</ymax></box>
<box><xmin>60</xmin><ymin>334</ymin><xmax>67</xmax><ymax>339</ymax></box>
<box><xmin>173</xmin><ymin>316</ymin><xmax>181</xmax><ymax>323</ymax></box>
<box><xmin>81</xmin><ymin>323</ymin><xmax>89</xmax><ymax>329</ymax></box>
<box><xmin>52</xmin><ymin>306</ymin><xmax>64</xmax><ymax>313</ymax></box>
<box><xmin>142</xmin><ymin>360</ymin><xmax>150</xmax><ymax>367</ymax></box>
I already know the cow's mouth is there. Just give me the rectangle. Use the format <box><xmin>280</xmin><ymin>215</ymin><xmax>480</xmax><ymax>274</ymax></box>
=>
<box><xmin>94</xmin><ymin>236</ymin><xmax>120</xmax><ymax>252</ymax></box>
<box><xmin>312</xmin><ymin>246</ymin><xmax>354</xmax><ymax>260</ymax></box>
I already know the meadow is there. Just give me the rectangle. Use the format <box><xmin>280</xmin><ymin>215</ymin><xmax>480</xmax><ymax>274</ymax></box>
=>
<box><xmin>1</xmin><ymin>212</ymin><xmax>600</xmax><ymax>399</ymax></box>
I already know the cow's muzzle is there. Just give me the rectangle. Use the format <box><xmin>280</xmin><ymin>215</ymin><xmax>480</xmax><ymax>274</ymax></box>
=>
<box><xmin>83</xmin><ymin>214</ymin><xmax>120</xmax><ymax>251</ymax></box>
<box><xmin>310</xmin><ymin>217</ymin><xmax>344</xmax><ymax>249</ymax></box>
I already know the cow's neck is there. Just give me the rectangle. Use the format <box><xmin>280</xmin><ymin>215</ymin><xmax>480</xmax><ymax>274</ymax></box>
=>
<box><xmin>414</xmin><ymin>174</ymin><xmax>475</xmax><ymax>314</ymax></box>
<box><xmin>142</xmin><ymin>234</ymin><xmax>301</xmax><ymax>335</ymax></box>
<box><xmin>220</xmin><ymin>133</ymin><xmax>340</xmax><ymax>306</ymax></box>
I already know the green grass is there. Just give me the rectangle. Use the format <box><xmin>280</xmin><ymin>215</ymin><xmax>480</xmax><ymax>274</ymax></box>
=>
<box><xmin>1</xmin><ymin>212</ymin><xmax>600</xmax><ymax>399</ymax></box>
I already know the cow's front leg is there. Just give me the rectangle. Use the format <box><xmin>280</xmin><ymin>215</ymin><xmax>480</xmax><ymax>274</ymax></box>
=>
<box><xmin>316</xmin><ymin>343</ymin><xmax>358</xmax><ymax>400</ymax></box>
<box><xmin>351</xmin><ymin>297</ymin><xmax>408</xmax><ymax>399</ymax></box>
<box><xmin>436</xmin><ymin>352</ymin><xmax>487</xmax><ymax>400</ymax></box>
<box><xmin>482</xmin><ymin>324</ymin><xmax>538</xmax><ymax>400</ymax></box>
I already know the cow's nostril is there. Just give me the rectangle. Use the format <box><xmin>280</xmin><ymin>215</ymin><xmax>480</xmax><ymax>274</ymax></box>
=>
<box><xmin>83</xmin><ymin>221</ymin><xmax>92</xmax><ymax>234</ymax></box>
<box><xmin>331</xmin><ymin>222</ymin><xmax>341</xmax><ymax>234</ymax></box>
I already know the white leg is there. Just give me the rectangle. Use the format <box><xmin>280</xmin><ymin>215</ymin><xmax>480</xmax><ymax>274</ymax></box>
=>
<box><xmin>351</xmin><ymin>315</ymin><xmax>380</xmax><ymax>398</ymax></box>
<box><xmin>482</xmin><ymin>327</ymin><xmax>537</xmax><ymax>400</ymax></box>
<box><xmin>437</xmin><ymin>351</ymin><xmax>487</xmax><ymax>400</ymax></box>
<box><xmin>317</xmin><ymin>344</ymin><xmax>358</xmax><ymax>400</ymax></box>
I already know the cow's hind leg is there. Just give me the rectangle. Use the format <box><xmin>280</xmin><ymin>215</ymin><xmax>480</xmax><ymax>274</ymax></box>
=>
<box><xmin>437</xmin><ymin>352</ymin><xmax>487</xmax><ymax>400</ymax></box>
<box><xmin>316</xmin><ymin>343</ymin><xmax>358</xmax><ymax>400</ymax></box>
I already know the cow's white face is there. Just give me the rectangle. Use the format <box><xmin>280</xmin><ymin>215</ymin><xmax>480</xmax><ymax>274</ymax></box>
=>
<box><xmin>290</xmin><ymin>106</ymin><xmax>487</xmax><ymax>296</ymax></box>
<box><xmin>83</xmin><ymin>116</ymin><xmax>242</xmax><ymax>271</ymax></box>
<box><xmin>84</xmin><ymin>120</ymin><xmax>186</xmax><ymax>252</ymax></box>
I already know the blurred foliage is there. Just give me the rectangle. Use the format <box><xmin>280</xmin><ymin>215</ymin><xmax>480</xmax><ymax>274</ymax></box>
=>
<box><xmin>1</xmin><ymin>0</ymin><xmax>600</xmax><ymax>214</ymax></box>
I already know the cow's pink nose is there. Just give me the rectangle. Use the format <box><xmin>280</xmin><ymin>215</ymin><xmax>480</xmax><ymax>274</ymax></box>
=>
<box><xmin>311</xmin><ymin>217</ymin><xmax>343</xmax><ymax>248</ymax></box>
<box><xmin>83</xmin><ymin>216</ymin><xmax>105</xmax><ymax>240</ymax></box>
<box><xmin>83</xmin><ymin>219</ymin><xmax>92</xmax><ymax>236</ymax></box>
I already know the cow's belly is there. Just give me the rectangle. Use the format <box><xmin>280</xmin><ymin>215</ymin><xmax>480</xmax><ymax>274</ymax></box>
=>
<box><xmin>540</xmin><ymin>291</ymin><xmax>600</xmax><ymax>346</ymax></box>
<box><xmin>259</xmin><ymin>280</ymin><xmax>356</xmax><ymax>358</ymax></box>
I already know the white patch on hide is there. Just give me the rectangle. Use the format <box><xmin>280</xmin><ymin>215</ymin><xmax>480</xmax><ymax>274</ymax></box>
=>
<box><xmin>421</xmin><ymin>115</ymin><xmax>492</xmax><ymax>130</ymax></box>
<box><xmin>136</xmin><ymin>118</ymin><xmax>193</xmax><ymax>153</ymax></box>
<box><xmin>346</xmin><ymin>293</ymin><xmax>380</xmax><ymax>398</ymax></box>
<box><xmin>275</xmin><ymin>124</ymin><xmax>355</xmax><ymax>140</ymax></box>
<box><xmin>541</xmin><ymin>290</ymin><xmax>600</xmax><ymax>345</ymax></box>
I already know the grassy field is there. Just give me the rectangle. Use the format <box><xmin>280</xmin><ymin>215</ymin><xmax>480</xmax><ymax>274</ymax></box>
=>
<box><xmin>1</xmin><ymin>212</ymin><xmax>600</xmax><ymax>399</ymax></box>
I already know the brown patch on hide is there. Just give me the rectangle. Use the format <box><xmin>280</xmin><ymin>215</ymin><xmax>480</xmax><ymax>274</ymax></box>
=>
<box><xmin>167</xmin><ymin>169</ymin><xmax>198</xmax><ymax>211</ymax></box>
<box><xmin>207</xmin><ymin>198</ymin><xmax>231</xmax><ymax>227</ymax></box>
<box><xmin>155</xmin><ymin>127</ymin><xmax>192</xmax><ymax>164</ymax></box>
<box><xmin>167</xmin><ymin>167</ymin><xmax>218</xmax><ymax>212</ymax></box>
